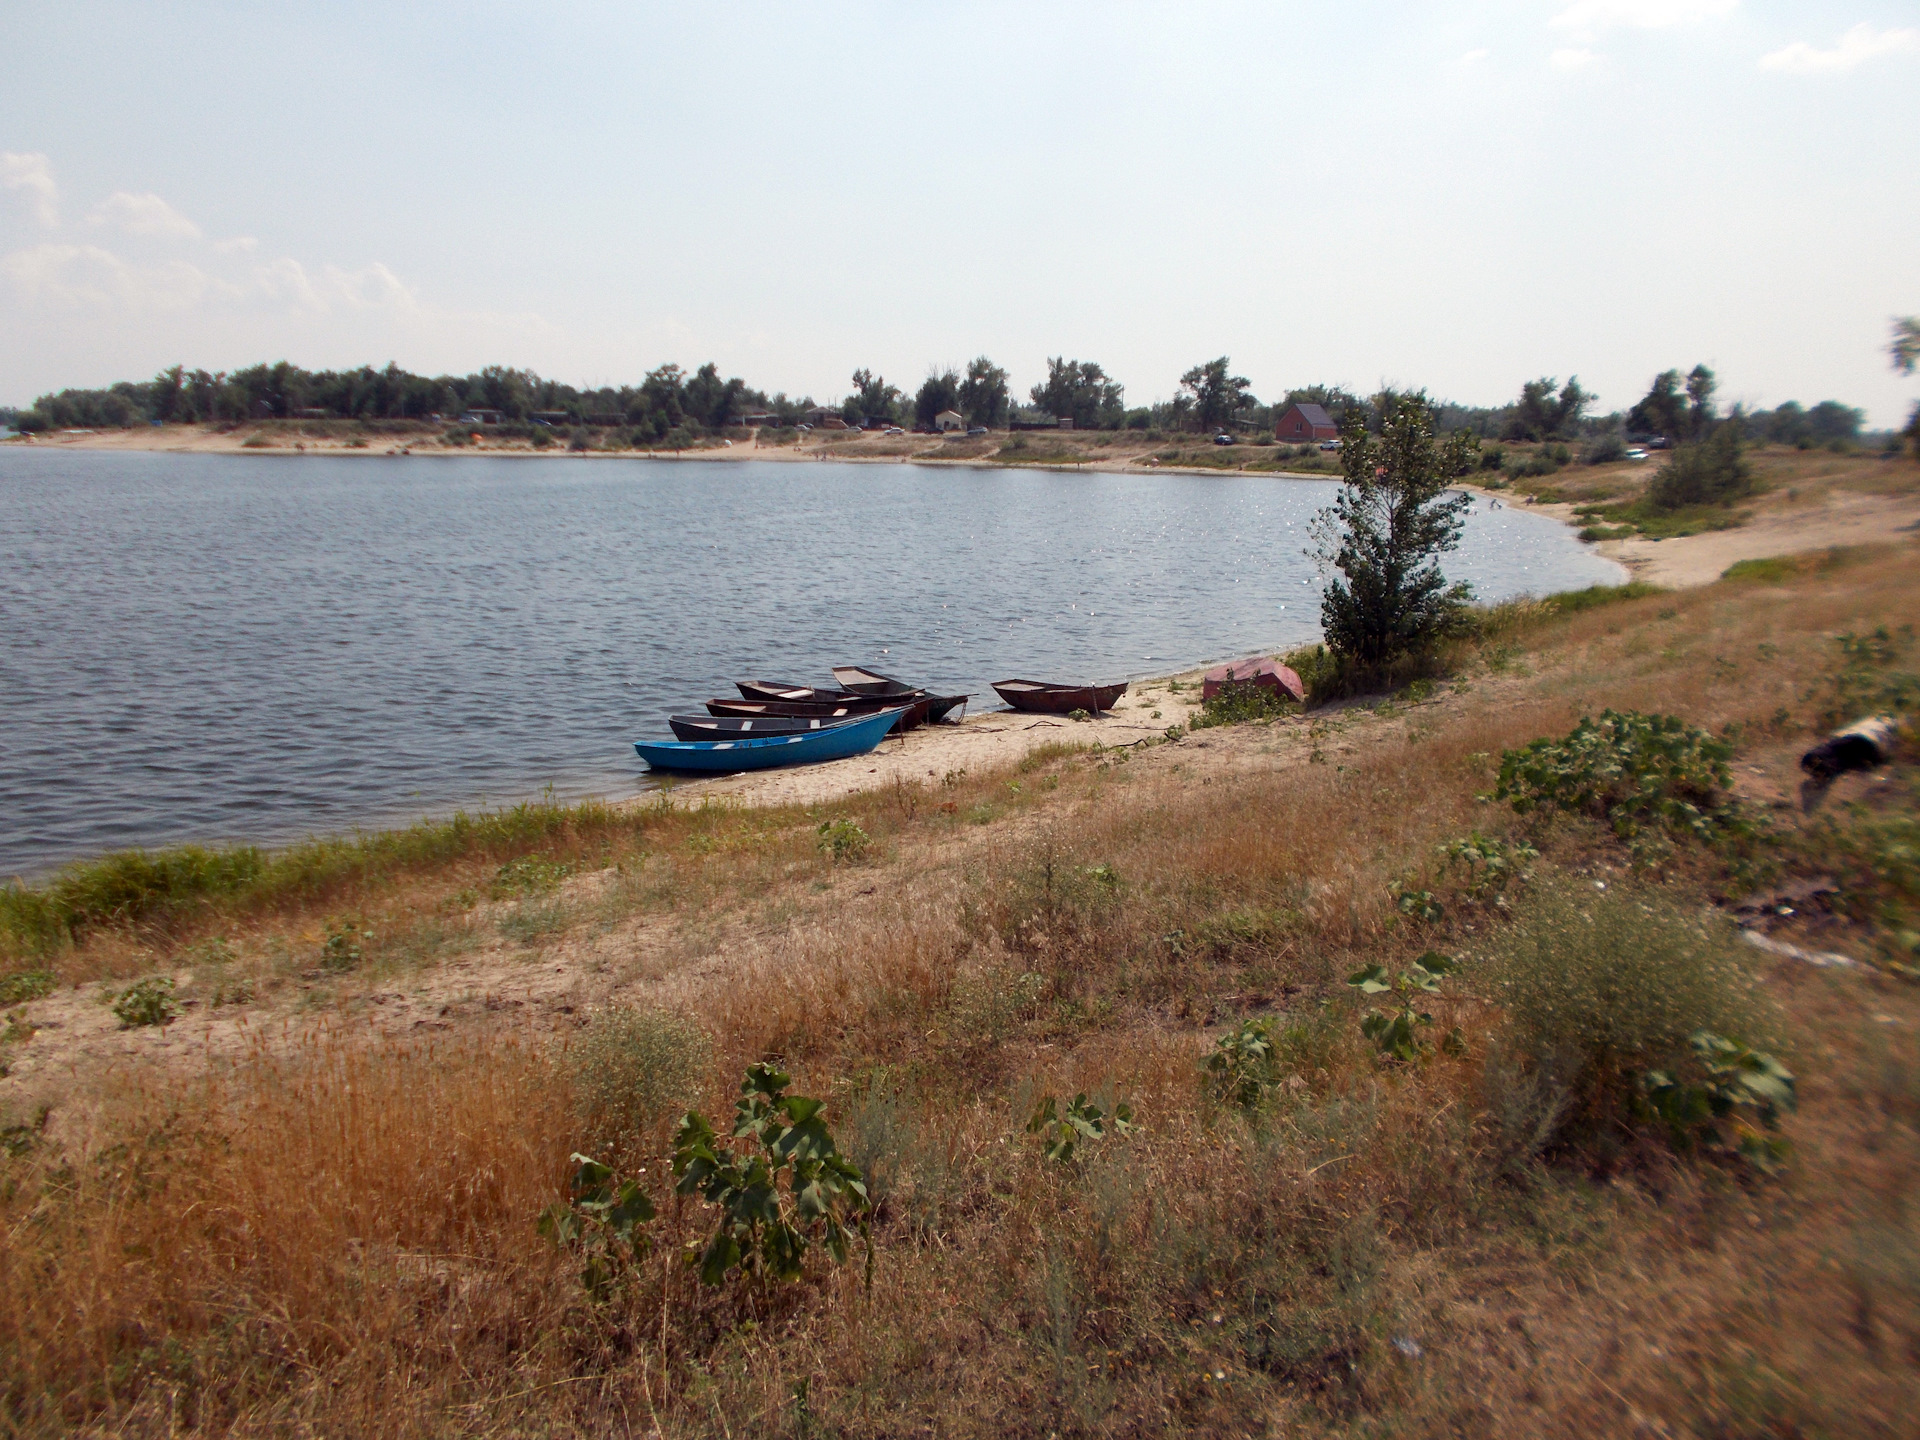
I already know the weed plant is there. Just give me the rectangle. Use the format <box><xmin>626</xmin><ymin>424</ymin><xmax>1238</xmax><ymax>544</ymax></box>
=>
<box><xmin>1481</xmin><ymin>878</ymin><xmax>1773</xmax><ymax>1161</ymax></box>
<box><xmin>567</xmin><ymin>1006</ymin><xmax>712</xmax><ymax>1146</ymax></box>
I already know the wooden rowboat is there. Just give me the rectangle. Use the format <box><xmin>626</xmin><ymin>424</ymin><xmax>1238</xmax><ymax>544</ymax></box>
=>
<box><xmin>830</xmin><ymin>665</ymin><xmax>970</xmax><ymax>723</ymax></box>
<box><xmin>991</xmin><ymin>679</ymin><xmax>1128</xmax><ymax>714</ymax></box>
<box><xmin>706</xmin><ymin>696</ymin><xmax>936</xmax><ymax>729</ymax></box>
<box><xmin>635</xmin><ymin>707</ymin><xmax>905</xmax><ymax>773</ymax></box>
<box><xmin>830</xmin><ymin>665</ymin><xmax>919</xmax><ymax>697</ymax></box>
<box><xmin>669</xmin><ymin>714</ymin><xmax>866</xmax><ymax>741</ymax></box>
<box><xmin>735</xmin><ymin>681</ymin><xmax>865</xmax><ymax>704</ymax></box>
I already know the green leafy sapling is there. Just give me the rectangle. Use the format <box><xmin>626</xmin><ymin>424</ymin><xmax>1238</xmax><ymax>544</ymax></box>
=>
<box><xmin>1026</xmin><ymin>1092</ymin><xmax>1133</xmax><ymax>1163</ymax></box>
<box><xmin>671</xmin><ymin>1062</ymin><xmax>872</xmax><ymax>1288</ymax></box>
<box><xmin>538</xmin><ymin>1153</ymin><xmax>656</xmax><ymax>1297</ymax></box>
<box><xmin>1347</xmin><ymin>951</ymin><xmax>1462</xmax><ymax>1062</ymax></box>
<box><xmin>1205</xmin><ymin>1018</ymin><xmax>1275</xmax><ymax>1109</ymax></box>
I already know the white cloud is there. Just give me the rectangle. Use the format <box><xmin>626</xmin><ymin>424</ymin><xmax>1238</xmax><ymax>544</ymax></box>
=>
<box><xmin>1551</xmin><ymin>0</ymin><xmax>1736</xmax><ymax>31</ymax></box>
<box><xmin>214</xmin><ymin>235</ymin><xmax>258</xmax><ymax>255</ymax></box>
<box><xmin>1759</xmin><ymin>23</ymin><xmax>1919</xmax><ymax>74</ymax></box>
<box><xmin>1460</xmin><ymin>48</ymin><xmax>1491</xmax><ymax>64</ymax></box>
<box><xmin>1</xmin><ymin>151</ymin><xmax>59</xmax><ymax>226</ymax></box>
<box><xmin>1550</xmin><ymin>47</ymin><xmax>1601</xmax><ymax>69</ymax></box>
<box><xmin>2</xmin><ymin>243</ymin><xmax>210</xmax><ymax>310</ymax></box>
<box><xmin>88</xmin><ymin>190</ymin><xmax>202</xmax><ymax>239</ymax></box>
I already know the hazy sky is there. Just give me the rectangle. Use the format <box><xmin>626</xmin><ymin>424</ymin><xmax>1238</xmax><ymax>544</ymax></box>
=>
<box><xmin>3</xmin><ymin>1</ymin><xmax>1916</xmax><ymax>423</ymax></box>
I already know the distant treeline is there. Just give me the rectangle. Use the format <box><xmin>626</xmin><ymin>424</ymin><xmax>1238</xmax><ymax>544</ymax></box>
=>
<box><xmin>3</xmin><ymin>355</ymin><xmax>1875</xmax><ymax>451</ymax></box>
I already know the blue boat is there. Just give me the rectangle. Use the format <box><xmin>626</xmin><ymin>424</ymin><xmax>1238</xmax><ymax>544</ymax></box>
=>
<box><xmin>634</xmin><ymin>706</ymin><xmax>905</xmax><ymax>773</ymax></box>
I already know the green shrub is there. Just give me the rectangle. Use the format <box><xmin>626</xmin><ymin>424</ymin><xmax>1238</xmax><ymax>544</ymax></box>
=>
<box><xmin>1026</xmin><ymin>1092</ymin><xmax>1132</xmax><ymax>1163</ymax></box>
<box><xmin>0</xmin><ymin>969</ymin><xmax>55</xmax><ymax>1004</ymax></box>
<box><xmin>1494</xmin><ymin>710</ymin><xmax>1735</xmax><ymax>845</ymax></box>
<box><xmin>1647</xmin><ymin>424</ymin><xmax>1753</xmax><ymax>511</ymax></box>
<box><xmin>1347</xmin><ymin>952</ymin><xmax>1461</xmax><ymax>1062</ymax></box>
<box><xmin>569</xmin><ymin>1006</ymin><xmax>711</xmax><ymax>1140</ymax></box>
<box><xmin>538</xmin><ymin>1153</ymin><xmax>655</xmax><ymax>1297</ymax></box>
<box><xmin>1190</xmin><ymin>679</ymin><xmax>1296</xmax><ymax>729</ymax></box>
<box><xmin>817</xmin><ymin>818</ymin><xmax>871</xmax><ymax>862</ymax></box>
<box><xmin>489</xmin><ymin>855</ymin><xmax>573</xmax><ymax>897</ymax></box>
<box><xmin>1822</xmin><ymin>626</ymin><xmax>1919</xmax><ymax>729</ymax></box>
<box><xmin>1205</xmin><ymin>1017</ymin><xmax>1279</xmax><ymax>1109</ymax></box>
<box><xmin>1481</xmin><ymin>879</ymin><xmax>1774</xmax><ymax>1158</ymax></box>
<box><xmin>320</xmin><ymin>919</ymin><xmax>373</xmax><ymax>973</ymax></box>
<box><xmin>112</xmin><ymin>977</ymin><xmax>179</xmax><ymax>1029</ymax></box>
<box><xmin>672</xmin><ymin>1062</ymin><xmax>871</xmax><ymax>1286</ymax></box>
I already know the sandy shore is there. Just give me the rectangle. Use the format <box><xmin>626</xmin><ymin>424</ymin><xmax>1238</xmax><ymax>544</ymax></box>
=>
<box><xmin>1</xmin><ymin>423</ymin><xmax>1334</xmax><ymax>481</ymax></box>
<box><xmin>1504</xmin><ymin>486</ymin><xmax>1920</xmax><ymax>589</ymax></box>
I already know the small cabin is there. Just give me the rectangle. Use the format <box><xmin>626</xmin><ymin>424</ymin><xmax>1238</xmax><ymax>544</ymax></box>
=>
<box><xmin>935</xmin><ymin>410</ymin><xmax>965</xmax><ymax>433</ymax></box>
<box><xmin>1275</xmin><ymin>403</ymin><xmax>1339</xmax><ymax>443</ymax></box>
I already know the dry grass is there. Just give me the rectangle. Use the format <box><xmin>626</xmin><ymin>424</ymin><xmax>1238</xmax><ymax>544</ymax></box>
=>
<box><xmin>1</xmin><ymin>543</ymin><xmax>1917</xmax><ymax>1436</ymax></box>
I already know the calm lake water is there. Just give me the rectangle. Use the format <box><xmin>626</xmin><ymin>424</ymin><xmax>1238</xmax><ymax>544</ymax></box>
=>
<box><xmin>0</xmin><ymin>452</ymin><xmax>1623</xmax><ymax>877</ymax></box>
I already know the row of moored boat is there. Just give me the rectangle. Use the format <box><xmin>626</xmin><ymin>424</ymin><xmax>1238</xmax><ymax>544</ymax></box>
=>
<box><xmin>633</xmin><ymin>666</ymin><xmax>1129</xmax><ymax>773</ymax></box>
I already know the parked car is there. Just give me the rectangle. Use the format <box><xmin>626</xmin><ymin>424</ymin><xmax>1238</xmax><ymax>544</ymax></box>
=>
<box><xmin>1625</xmin><ymin>447</ymin><xmax>1649</xmax><ymax>461</ymax></box>
<box><xmin>1213</xmin><ymin>433</ymin><xmax>1234</xmax><ymax>446</ymax></box>
<box><xmin>885</xmin><ymin>426</ymin><xmax>903</xmax><ymax>436</ymax></box>
<box><xmin>968</xmin><ymin>425</ymin><xmax>989</xmax><ymax>437</ymax></box>
<box><xmin>1318</xmin><ymin>440</ymin><xmax>1341</xmax><ymax>451</ymax></box>
<box><xmin>797</xmin><ymin>423</ymin><xmax>812</xmax><ymax>432</ymax></box>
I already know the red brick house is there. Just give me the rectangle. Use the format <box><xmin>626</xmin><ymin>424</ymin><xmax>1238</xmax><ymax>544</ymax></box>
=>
<box><xmin>1274</xmin><ymin>402</ymin><xmax>1340</xmax><ymax>442</ymax></box>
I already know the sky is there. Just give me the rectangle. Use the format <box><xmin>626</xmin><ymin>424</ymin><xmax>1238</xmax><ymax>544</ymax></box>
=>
<box><xmin>2</xmin><ymin>1</ymin><xmax>1916</xmax><ymax>424</ymax></box>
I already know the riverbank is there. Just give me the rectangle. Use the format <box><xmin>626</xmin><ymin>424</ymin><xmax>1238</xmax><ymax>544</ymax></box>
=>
<box><xmin>2</xmin><ymin>539</ymin><xmax>1915</xmax><ymax>1436</ymax></box>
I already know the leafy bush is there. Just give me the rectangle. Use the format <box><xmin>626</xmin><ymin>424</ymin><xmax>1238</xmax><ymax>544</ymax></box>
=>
<box><xmin>538</xmin><ymin>1154</ymin><xmax>655</xmax><ymax>1296</ymax></box>
<box><xmin>1482</xmin><ymin>879</ymin><xmax>1773</xmax><ymax>1158</ymax></box>
<box><xmin>1205</xmin><ymin>1017</ymin><xmax>1277</xmax><ymax>1109</ymax></box>
<box><xmin>671</xmin><ymin>1062</ymin><xmax>871</xmax><ymax>1286</ymax></box>
<box><xmin>1494</xmin><ymin>710</ymin><xmax>1735</xmax><ymax>845</ymax></box>
<box><xmin>569</xmin><ymin>1006</ymin><xmax>711</xmax><ymax>1140</ymax></box>
<box><xmin>1440</xmin><ymin>832</ymin><xmax>1538</xmax><ymax>903</ymax></box>
<box><xmin>1347</xmin><ymin>952</ymin><xmax>1461</xmax><ymax>1062</ymax></box>
<box><xmin>1190</xmin><ymin>680</ymin><xmax>1296</xmax><ymax>730</ymax></box>
<box><xmin>817</xmin><ymin>818</ymin><xmax>871</xmax><ymax>862</ymax></box>
<box><xmin>1026</xmin><ymin>1092</ymin><xmax>1132</xmax><ymax>1163</ymax></box>
<box><xmin>112</xmin><ymin>977</ymin><xmax>179</xmax><ymax>1029</ymax></box>
<box><xmin>320</xmin><ymin>919</ymin><xmax>373</xmax><ymax>973</ymax></box>
<box><xmin>0</xmin><ymin>970</ymin><xmax>54</xmax><ymax>1004</ymax></box>
<box><xmin>1583</xmin><ymin>432</ymin><xmax>1627</xmax><ymax>465</ymax></box>
<box><xmin>489</xmin><ymin>855</ymin><xmax>573</xmax><ymax>897</ymax></box>
<box><xmin>1647</xmin><ymin>424</ymin><xmax>1753</xmax><ymax>511</ymax></box>
<box><xmin>1822</xmin><ymin>626</ymin><xmax>1919</xmax><ymax>729</ymax></box>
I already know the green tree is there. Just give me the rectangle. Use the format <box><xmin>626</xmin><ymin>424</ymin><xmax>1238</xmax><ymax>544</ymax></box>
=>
<box><xmin>957</xmin><ymin>356</ymin><xmax>1009</xmax><ymax>428</ymax></box>
<box><xmin>1890</xmin><ymin>316</ymin><xmax>1920</xmax><ymax>375</ymax></box>
<box><xmin>1684</xmin><ymin>364</ymin><xmax>1717</xmax><ymax>437</ymax></box>
<box><xmin>1030</xmin><ymin>357</ymin><xmax>1123</xmax><ymax>429</ymax></box>
<box><xmin>1179</xmin><ymin>357</ymin><xmax>1253</xmax><ymax>433</ymax></box>
<box><xmin>1628</xmin><ymin>369</ymin><xmax>1687</xmax><ymax>441</ymax></box>
<box><xmin>1310</xmin><ymin>396</ymin><xmax>1479</xmax><ymax>668</ymax></box>
<box><xmin>848</xmin><ymin>368</ymin><xmax>902</xmax><ymax>427</ymax></box>
<box><xmin>914</xmin><ymin>368</ymin><xmax>960</xmax><ymax>429</ymax></box>
<box><xmin>1505</xmin><ymin>375</ymin><xmax>1591</xmax><ymax>441</ymax></box>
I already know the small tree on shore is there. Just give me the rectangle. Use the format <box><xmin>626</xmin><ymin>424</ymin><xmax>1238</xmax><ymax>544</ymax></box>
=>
<box><xmin>1311</xmin><ymin>395</ymin><xmax>1479</xmax><ymax>669</ymax></box>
